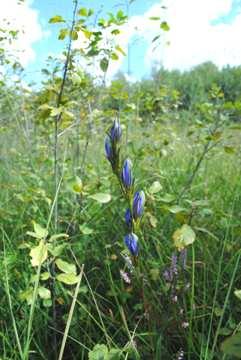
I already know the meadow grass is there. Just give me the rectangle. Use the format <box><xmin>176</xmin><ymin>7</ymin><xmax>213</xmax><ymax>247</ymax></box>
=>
<box><xmin>0</xmin><ymin>115</ymin><xmax>241</xmax><ymax>359</ymax></box>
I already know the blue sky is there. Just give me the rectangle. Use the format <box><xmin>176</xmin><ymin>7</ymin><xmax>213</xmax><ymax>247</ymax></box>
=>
<box><xmin>2</xmin><ymin>0</ymin><xmax>241</xmax><ymax>85</ymax></box>
<box><xmin>27</xmin><ymin>0</ymin><xmax>159</xmax><ymax>83</ymax></box>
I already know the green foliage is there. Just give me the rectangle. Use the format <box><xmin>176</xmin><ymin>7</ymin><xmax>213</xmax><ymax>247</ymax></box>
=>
<box><xmin>221</xmin><ymin>332</ymin><xmax>241</xmax><ymax>358</ymax></box>
<box><xmin>1</xmin><ymin>2</ymin><xmax>241</xmax><ymax>360</ymax></box>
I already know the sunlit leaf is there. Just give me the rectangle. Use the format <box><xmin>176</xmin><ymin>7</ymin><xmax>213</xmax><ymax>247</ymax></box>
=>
<box><xmin>89</xmin><ymin>193</ymin><xmax>111</xmax><ymax>203</ymax></box>
<box><xmin>173</xmin><ymin>224</ymin><xmax>196</xmax><ymax>251</ymax></box>
<box><xmin>38</xmin><ymin>286</ymin><xmax>51</xmax><ymax>300</ymax></box>
<box><xmin>30</xmin><ymin>240</ymin><xmax>48</xmax><ymax>267</ymax></box>
<box><xmin>88</xmin><ymin>344</ymin><xmax>108</xmax><ymax>360</ymax></box>
<box><xmin>56</xmin><ymin>259</ymin><xmax>77</xmax><ymax>274</ymax></box>
<box><xmin>49</xmin><ymin>15</ymin><xmax>65</xmax><ymax>23</ymax></box>
<box><xmin>79</xmin><ymin>224</ymin><xmax>93</xmax><ymax>235</ymax></box>
<box><xmin>234</xmin><ymin>289</ymin><xmax>241</xmax><ymax>300</ymax></box>
<box><xmin>56</xmin><ymin>273</ymin><xmax>80</xmax><ymax>285</ymax></box>
<box><xmin>149</xmin><ymin>180</ymin><xmax>162</xmax><ymax>194</ymax></box>
<box><xmin>160</xmin><ymin>21</ymin><xmax>170</xmax><ymax>31</ymax></box>
<box><xmin>32</xmin><ymin>222</ymin><xmax>48</xmax><ymax>239</ymax></box>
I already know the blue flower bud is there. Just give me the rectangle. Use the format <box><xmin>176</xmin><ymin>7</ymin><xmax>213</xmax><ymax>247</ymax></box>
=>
<box><xmin>125</xmin><ymin>208</ymin><xmax>132</xmax><ymax>228</ymax></box>
<box><xmin>132</xmin><ymin>191</ymin><xmax>145</xmax><ymax>219</ymax></box>
<box><xmin>110</xmin><ymin>118</ymin><xmax>122</xmax><ymax>143</ymax></box>
<box><xmin>124</xmin><ymin>233</ymin><xmax>139</xmax><ymax>256</ymax></box>
<box><xmin>121</xmin><ymin>159</ymin><xmax>133</xmax><ymax>189</ymax></box>
<box><xmin>105</xmin><ymin>136</ymin><xmax>113</xmax><ymax>163</ymax></box>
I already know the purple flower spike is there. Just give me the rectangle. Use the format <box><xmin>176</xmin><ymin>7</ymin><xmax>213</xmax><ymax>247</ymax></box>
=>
<box><xmin>124</xmin><ymin>233</ymin><xmax>139</xmax><ymax>256</ymax></box>
<box><xmin>110</xmin><ymin>118</ymin><xmax>122</xmax><ymax>143</ymax></box>
<box><xmin>125</xmin><ymin>208</ymin><xmax>132</xmax><ymax>228</ymax></box>
<box><xmin>105</xmin><ymin>137</ymin><xmax>113</xmax><ymax>163</ymax></box>
<box><xmin>132</xmin><ymin>191</ymin><xmax>145</xmax><ymax>219</ymax></box>
<box><xmin>121</xmin><ymin>159</ymin><xmax>133</xmax><ymax>189</ymax></box>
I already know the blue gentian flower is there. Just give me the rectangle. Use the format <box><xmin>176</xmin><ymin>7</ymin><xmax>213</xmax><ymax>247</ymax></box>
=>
<box><xmin>105</xmin><ymin>136</ymin><xmax>113</xmax><ymax>163</ymax></box>
<box><xmin>125</xmin><ymin>208</ymin><xmax>132</xmax><ymax>228</ymax></box>
<box><xmin>132</xmin><ymin>191</ymin><xmax>145</xmax><ymax>219</ymax></box>
<box><xmin>110</xmin><ymin>118</ymin><xmax>122</xmax><ymax>143</ymax></box>
<box><xmin>121</xmin><ymin>159</ymin><xmax>133</xmax><ymax>189</ymax></box>
<box><xmin>124</xmin><ymin>233</ymin><xmax>139</xmax><ymax>256</ymax></box>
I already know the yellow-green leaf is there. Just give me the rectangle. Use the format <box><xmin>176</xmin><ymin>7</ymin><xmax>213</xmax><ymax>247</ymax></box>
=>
<box><xmin>30</xmin><ymin>240</ymin><xmax>48</xmax><ymax>267</ymax></box>
<box><xmin>234</xmin><ymin>289</ymin><xmax>241</xmax><ymax>300</ymax></box>
<box><xmin>56</xmin><ymin>259</ymin><xmax>77</xmax><ymax>274</ymax></box>
<box><xmin>149</xmin><ymin>180</ymin><xmax>162</xmax><ymax>194</ymax></box>
<box><xmin>89</xmin><ymin>193</ymin><xmax>111</xmax><ymax>203</ymax></box>
<box><xmin>172</xmin><ymin>224</ymin><xmax>196</xmax><ymax>251</ymax></box>
<box><xmin>49</xmin><ymin>15</ymin><xmax>65</xmax><ymax>23</ymax></box>
<box><xmin>56</xmin><ymin>273</ymin><xmax>80</xmax><ymax>285</ymax></box>
<box><xmin>38</xmin><ymin>286</ymin><xmax>51</xmax><ymax>300</ymax></box>
<box><xmin>28</xmin><ymin>222</ymin><xmax>48</xmax><ymax>239</ymax></box>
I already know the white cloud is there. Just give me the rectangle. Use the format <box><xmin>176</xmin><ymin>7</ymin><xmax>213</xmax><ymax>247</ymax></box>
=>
<box><xmin>0</xmin><ymin>0</ymin><xmax>45</xmax><ymax>66</ymax></box>
<box><xmin>61</xmin><ymin>0</ymin><xmax>241</xmax><ymax>82</ymax></box>
<box><xmin>147</xmin><ymin>0</ymin><xmax>241</xmax><ymax>70</ymax></box>
<box><xmin>141</xmin><ymin>0</ymin><xmax>241</xmax><ymax>71</ymax></box>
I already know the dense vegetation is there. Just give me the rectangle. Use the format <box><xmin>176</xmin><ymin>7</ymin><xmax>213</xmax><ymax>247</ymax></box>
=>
<box><xmin>1</xmin><ymin>2</ymin><xmax>241</xmax><ymax>360</ymax></box>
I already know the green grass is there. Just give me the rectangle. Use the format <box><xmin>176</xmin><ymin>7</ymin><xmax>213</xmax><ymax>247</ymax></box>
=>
<box><xmin>1</xmin><ymin>115</ymin><xmax>241</xmax><ymax>359</ymax></box>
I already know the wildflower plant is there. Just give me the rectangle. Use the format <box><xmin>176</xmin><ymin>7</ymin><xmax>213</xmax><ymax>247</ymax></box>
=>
<box><xmin>105</xmin><ymin>117</ymin><xmax>145</xmax><ymax>268</ymax></box>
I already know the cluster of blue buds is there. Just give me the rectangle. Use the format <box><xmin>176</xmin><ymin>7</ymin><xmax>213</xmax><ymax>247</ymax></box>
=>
<box><xmin>105</xmin><ymin>117</ymin><xmax>145</xmax><ymax>259</ymax></box>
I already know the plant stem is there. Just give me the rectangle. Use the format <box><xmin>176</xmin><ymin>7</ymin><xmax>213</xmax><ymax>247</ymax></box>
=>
<box><xmin>58</xmin><ymin>265</ymin><xmax>84</xmax><ymax>360</ymax></box>
<box><xmin>52</xmin><ymin>1</ymin><xmax>78</xmax><ymax>356</ymax></box>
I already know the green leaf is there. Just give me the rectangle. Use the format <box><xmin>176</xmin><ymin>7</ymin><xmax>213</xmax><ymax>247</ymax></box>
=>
<box><xmin>224</xmin><ymin>146</ymin><xmax>235</xmax><ymax>154</ymax></box>
<box><xmin>68</xmin><ymin>176</ymin><xmax>83</xmax><ymax>193</ymax></box>
<box><xmin>111</xmin><ymin>29</ymin><xmax>120</xmax><ymax>35</ymax></box>
<box><xmin>49</xmin><ymin>15</ymin><xmax>65</xmax><ymax>23</ymax></box>
<box><xmin>159</xmin><ymin>193</ymin><xmax>175</xmax><ymax>203</ymax></box>
<box><xmin>56</xmin><ymin>273</ymin><xmax>80</xmax><ymax>285</ymax></box>
<box><xmin>49</xmin><ymin>233</ymin><xmax>69</xmax><ymax>242</ymax></box>
<box><xmin>100</xmin><ymin>58</ymin><xmax>109</xmax><ymax>72</ymax></box>
<box><xmin>149</xmin><ymin>180</ymin><xmax>162</xmax><ymax>194</ymax></box>
<box><xmin>41</xmin><ymin>272</ymin><xmax>50</xmax><ymax>281</ymax></box>
<box><xmin>50</xmin><ymin>107</ymin><xmax>62</xmax><ymax>117</ymax></box>
<box><xmin>19</xmin><ymin>287</ymin><xmax>34</xmax><ymax>305</ymax></box>
<box><xmin>149</xmin><ymin>16</ymin><xmax>160</xmax><ymax>20</ymax></box>
<box><xmin>71</xmin><ymin>30</ymin><xmax>78</xmax><ymax>40</ymax></box>
<box><xmin>160</xmin><ymin>21</ymin><xmax>170</xmax><ymax>31</ymax></box>
<box><xmin>78</xmin><ymin>7</ymin><xmax>88</xmax><ymax>17</ymax></box>
<box><xmin>221</xmin><ymin>332</ymin><xmax>241</xmax><ymax>358</ymax></box>
<box><xmin>89</xmin><ymin>193</ymin><xmax>111</xmax><ymax>203</ymax></box>
<box><xmin>88</xmin><ymin>344</ymin><xmax>108</xmax><ymax>360</ymax></box>
<box><xmin>173</xmin><ymin>224</ymin><xmax>196</xmax><ymax>251</ymax></box>
<box><xmin>110</xmin><ymin>52</ymin><xmax>119</xmax><ymax>61</ymax></box>
<box><xmin>234</xmin><ymin>289</ymin><xmax>241</xmax><ymax>300</ymax></box>
<box><xmin>30</xmin><ymin>240</ymin><xmax>48</xmax><ymax>267</ymax></box>
<box><xmin>108</xmin><ymin>349</ymin><xmax>121</xmax><ymax>359</ymax></box>
<box><xmin>43</xmin><ymin>299</ymin><xmax>52</xmax><ymax>308</ymax></box>
<box><xmin>48</xmin><ymin>243</ymin><xmax>68</xmax><ymax>257</ymax></box>
<box><xmin>115</xmin><ymin>45</ymin><xmax>126</xmax><ymax>56</ymax></box>
<box><xmin>168</xmin><ymin>205</ymin><xmax>187</xmax><ymax>214</ymax></box>
<box><xmin>56</xmin><ymin>259</ymin><xmax>77</xmax><ymax>274</ymax></box>
<box><xmin>58</xmin><ymin>28</ymin><xmax>69</xmax><ymax>40</ymax></box>
<box><xmin>79</xmin><ymin>224</ymin><xmax>93</xmax><ymax>235</ymax></box>
<box><xmin>33</xmin><ymin>221</ymin><xmax>48</xmax><ymax>239</ymax></box>
<box><xmin>38</xmin><ymin>286</ymin><xmax>51</xmax><ymax>300</ymax></box>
